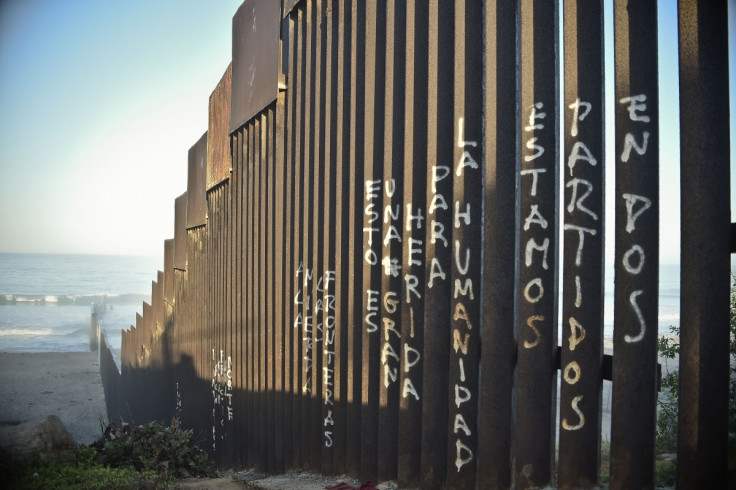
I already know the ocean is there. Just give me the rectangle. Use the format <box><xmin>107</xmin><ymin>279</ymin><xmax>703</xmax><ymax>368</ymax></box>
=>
<box><xmin>0</xmin><ymin>253</ymin><xmax>682</xmax><ymax>354</ymax></box>
<box><xmin>0</xmin><ymin>253</ymin><xmax>160</xmax><ymax>354</ymax></box>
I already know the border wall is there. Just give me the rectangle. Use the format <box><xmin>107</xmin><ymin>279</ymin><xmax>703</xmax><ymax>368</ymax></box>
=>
<box><xmin>97</xmin><ymin>0</ymin><xmax>732</xmax><ymax>488</ymax></box>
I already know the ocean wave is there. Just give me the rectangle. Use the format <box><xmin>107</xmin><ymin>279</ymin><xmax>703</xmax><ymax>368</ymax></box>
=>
<box><xmin>0</xmin><ymin>327</ymin><xmax>83</xmax><ymax>337</ymax></box>
<box><xmin>0</xmin><ymin>293</ymin><xmax>148</xmax><ymax>307</ymax></box>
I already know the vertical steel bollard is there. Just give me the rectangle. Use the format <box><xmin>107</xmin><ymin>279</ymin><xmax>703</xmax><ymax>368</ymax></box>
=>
<box><xmin>558</xmin><ymin>0</ymin><xmax>606</xmax><ymax>487</ymax></box>
<box><xmin>476</xmin><ymin>0</ymin><xmax>518</xmax><ymax>487</ymax></box>
<box><xmin>610</xmin><ymin>0</ymin><xmax>659</xmax><ymax>488</ymax></box>
<box><xmin>515</xmin><ymin>0</ymin><xmax>560</xmax><ymax>487</ymax></box>
<box><xmin>419</xmin><ymin>1</ymin><xmax>454</xmax><ymax>487</ymax></box>
<box><xmin>677</xmin><ymin>0</ymin><xmax>731</xmax><ymax>487</ymax></box>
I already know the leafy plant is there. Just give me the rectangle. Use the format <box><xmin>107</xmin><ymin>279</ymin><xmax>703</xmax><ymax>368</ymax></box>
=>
<box><xmin>656</xmin><ymin>325</ymin><xmax>680</xmax><ymax>455</ymax></box>
<box><xmin>1</xmin><ymin>445</ymin><xmax>168</xmax><ymax>489</ymax></box>
<box><xmin>90</xmin><ymin>418</ymin><xmax>215</xmax><ymax>479</ymax></box>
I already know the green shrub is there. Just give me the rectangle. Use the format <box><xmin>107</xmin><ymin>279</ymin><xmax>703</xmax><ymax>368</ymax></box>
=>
<box><xmin>90</xmin><ymin>419</ymin><xmax>215</xmax><ymax>479</ymax></box>
<box><xmin>2</xmin><ymin>419</ymin><xmax>214</xmax><ymax>489</ymax></box>
<box><xmin>2</xmin><ymin>445</ymin><xmax>168</xmax><ymax>489</ymax></box>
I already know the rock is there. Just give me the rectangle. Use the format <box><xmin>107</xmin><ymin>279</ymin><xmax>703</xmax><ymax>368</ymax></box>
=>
<box><xmin>0</xmin><ymin>415</ymin><xmax>76</xmax><ymax>461</ymax></box>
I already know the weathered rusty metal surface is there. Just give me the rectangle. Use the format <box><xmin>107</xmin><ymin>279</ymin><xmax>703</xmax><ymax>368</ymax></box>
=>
<box><xmin>230</xmin><ymin>0</ymin><xmax>282</xmax><ymax>132</ymax></box>
<box><xmin>558</xmin><ymin>0</ymin><xmax>606</xmax><ymax>487</ymax></box>
<box><xmin>445</xmin><ymin>1</ymin><xmax>484</xmax><ymax>488</ymax></box>
<box><xmin>174</xmin><ymin>193</ymin><xmax>187</xmax><ymax>271</ymax></box>
<box><xmin>208</xmin><ymin>64</ymin><xmax>233</xmax><ymax>190</ymax></box>
<box><xmin>289</xmin><ymin>6</ymin><xmax>305</xmax><ymax>470</ymax></box>
<box><xmin>272</xmin><ymin>92</ymin><xmax>288</xmax><ymax>474</ymax></box>
<box><xmin>515</xmin><ymin>0</ymin><xmax>560</xmax><ymax>488</ymax></box>
<box><xmin>360</xmin><ymin>0</ymin><xmax>382</xmax><ymax>479</ymax></box>
<box><xmin>677</xmin><ymin>0</ymin><xmax>731</xmax><ymax>487</ymax></box>
<box><xmin>610</xmin><ymin>0</ymin><xmax>660</xmax><ymax>488</ymax></box>
<box><xmin>344</xmin><ymin>0</ymin><xmax>363</xmax><ymax>476</ymax></box>
<box><xmin>153</xmin><ymin>272</ymin><xmax>163</xmax><ymax>335</ymax></box>
<box><xmin>187</xmin><ymin>131</ymin><xmax>208</xmax><ymax>229</ymax></box>
<box><xmin>164</xmin><ymin>239</ymin><xmax>174</xmax><ymax>304</ymax></box>
<box><xmin>396</xmin><ymin>1</ymin><xmax>426</xmax><ymax>486</ymax></box>
<box><xmin>283</xmin><ymin>12</ymin><xmax>297</xmax><ymax>470</ymax></box>
<box><xmin>419</xmin><ymin>1</ymin><xmax>453</xmax><ymax>487</ymax></box>
<box><xmin>476</xmin><ymin>1</ymin><xmax>517</xmax><ymax>488</ymax></box>
<box><xmin>376</xmin><ymin>0</ymin><xmax>403</xmax><ymax>481</ymax></box>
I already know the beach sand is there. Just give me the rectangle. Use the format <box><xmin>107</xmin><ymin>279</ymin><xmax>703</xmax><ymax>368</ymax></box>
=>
<box><xmin>0</xmin><ymin>351</ymin><xmax>108</xmax><ymax>445</ymax></box>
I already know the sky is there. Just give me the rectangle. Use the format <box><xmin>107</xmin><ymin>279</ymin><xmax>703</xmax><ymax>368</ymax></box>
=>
<box><xmin>0</xmin><ymin>0</ymin><xmax>242</xmax><ymax>257</ymax></box>
<box><xmin>0</xmin><ymin>0</ymin><xmax>733</xmax><ymax>265</ymax></box>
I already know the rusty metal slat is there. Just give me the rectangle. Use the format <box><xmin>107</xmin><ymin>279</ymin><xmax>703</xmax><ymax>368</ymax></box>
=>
<box><xmin>187</xmin><ymin>132</ymin><xmax>208</xmax><ymax>229</ymax></box>
<box><xmin>164</xmin><ymin>239</ymin><xmax>174</xmax><ymax>304</ymax></box>
<box><xmin>224</xmin><ymin>183</ymin><xmax>234</xmax><ymax>465</ymax></box>
<box><xmin>252</xmin><ymin>115</ymin><xmax>265</xmax><ymax>471</ymax></box>
<box><xmin>221</xmin><ymin>187</ymin><xmax>228</xmax><ymax>463</ymax></box>
<box><xmin>246</xmin><ymin>122</ymin><xmax>255</xmax><ymax>468</ymax></box>
<box><xmin>344</xmin><ymin>0</ymin><xmax>363</xmax><ymax>476</ymax></box>
<box><xmin>260</xmin><ymin>113</ymin><xmax>270</xmax><ymax>470</ymax></box>
<box><xmin>207</xmin><ymin>194</ymin><xmax>216</xmax><ymax>459</ymax></box>
<box><xmin>610</xmin><ymin>1</ymin><xmax>659</xmax><ymax>488</ymax></box>
<box><xmin>201</xmin><ymin>226</ymin><xmax>210</xmax><ymax>444</ymax></box>
<box><xmin>226</xmin><ymin>181</ymin><xmax>234</xmax><ymax>467</ymax></box>
<box><xmin>291</xmin><ymin>5</ymin><xmax>306</xmax><ymax>468</ymax></box>
<box><xmin>360</xmin><ymin>0</ymin><xmax>384</xmax><ymax>479</ymax></box>
<box><xmin>319</xmin><ymin>0</ymin><xmax>339</xmax><ymax>474</ymax></box>
<box><xmin>515</xmin><ymin>0</ymin><xmax>560</xmax><ymax>487</ymax></box>
<box><xmin>216</xmin><ymin>186</ymin><xmax>225</xmax><ymax>464</ymax></box>
<box><xmin>298</xmin><ymin>1</ymin><xmax>314</xmax><ymax>469</ymax></box>
<box><xmin>242</xmin><ymin>128</ymin><xmax>252</xmax><ymax>467</ymax></box>
<box><xmin>376</xmin><ymin>0</ymin><xmax>403</xmax><ymax>480</ymax></box>
<box><xmin>229</xmin><ymin>138</ymin><xmax>239</xmax><ymax>468</ymax></box>
<box><xmin>192</xmin><ymin>227</ymin><xmax>207</xmax><ymax>443</ymax></box>
<box><xmin>282</xmin><ymin>11</ymin><xmax>297</xmax><ymax>469</ymax></box>
<box><xmin>396</xmin><ymin>1</ymin><xmax>426</xmax><ymax>486</ymax></box>
<box><xmin>189</xmin><ymin>230</ymin><xmax>198</xmax><ymax>441</ymax></box>
<box><xmin>236</xmin><ymin>130</ymin><xmax>247</xmax><ymax>468</ymax></box>
<box><xmin>308</xmin><ymin>0</ymin><xmax>325</xmax><ymax>472</ymax></box>
<box><xmin>173</xmin><ymin>268</ymin><xmax>188</xmax><ymax>428</ymax></box>
<box><xmin>174</xmin><ymin>193</ymin><xmax>188</xmax><ymax>271</ymax></box>
<box><xmin>143</xmin><ymin>302</ymin><xmax>152</xmax><ymax>361</ymax></box>
<box><xmin>246</xmin><ymin>122</ymin><xmax>256</xmax><ymax>468</ymax></box>
<box><xmin>207</xmin><ymin>189</ymin><xmax>217</xmax><ymax>459</ymax></box>
<box><xmin>273</xmin><ymin>93</ymin><xmax>287</xmax><ymax>474</ymax></box>
<box><xmin>135</xmin><ymin>314</ymin><xmax>142</xmax><ymax>368</ymax></box>
<box><xmin>236</xmin><ymin>129</ymin><xmax>244</xmax><ymax>466</ymax></box>
<box><xmin>445</xmin><ymin>1</ymin><xmax>483</xmax><ymax>487</ymax></box>
<box><xmin>677</xmin><ymin>1</ymin><xmax>731</xmax><ymax>487</ymax></box>
<box><xmin>265</xmin><ymin>106</ymin><xmax>277</xmax><ymax>472</ymax></box>
<box><xmin>419</xmin><ymin>0</ymin><xmax>454</xmax><ymax>487</ymax></box>
<box><xmin>241</xmin><ymin>129</ymin><xmax>250</xmax><ymax>468</ymax></box>
<box><xmin>228</xmin><ymin>132</ymin><xmax>240</xmax><ymax>468</ymax></box>
<box><xmin>256</xmin><ymin>115</ymin><xmax>267</xmax><ymax>470</ymax></box>
<box><xmin>476</xmin><ymin>1</ymin><xmax>517</xmax><ymax>487</ymax></box>
<box><xmin>154</xmin><ymin>272</ymin><xmax>163</xmax><ymax>336</ymax></box>
<box><xmin>257</xmin><ymin>113</ymin><xmax>268</xmax><ymax>470</ymax></box>
<box><xmin>327</xmin><ymin>0</ymin><xmax>349</xmax><ymax>475</ymax></box>
<box><xmin>558</xmin><ymin>0</ymin><xmax>606</xmax><ymax>486</ymax></box>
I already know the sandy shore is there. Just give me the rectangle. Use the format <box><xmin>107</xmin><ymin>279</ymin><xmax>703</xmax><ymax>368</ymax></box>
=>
<box><xmin>0</xmin><ymin>351</ymin><xmax>108</xmax><ymax>445</ymax></box>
